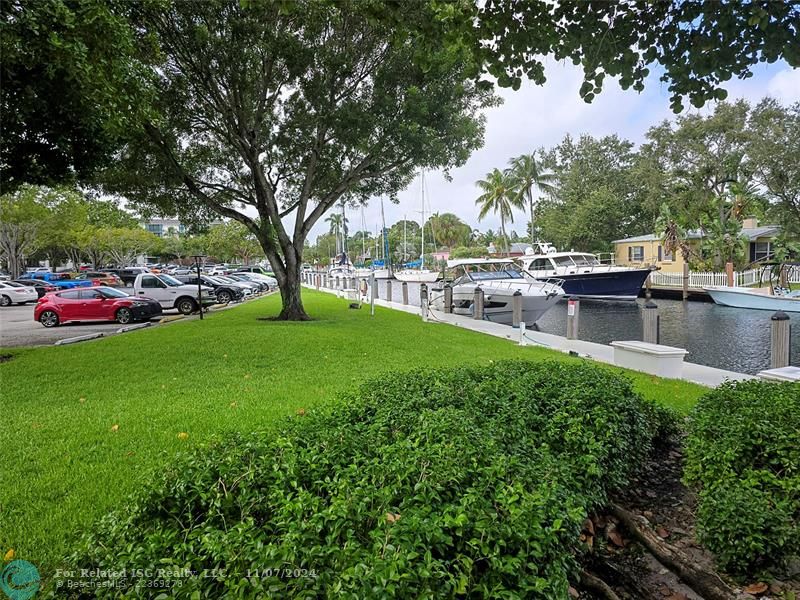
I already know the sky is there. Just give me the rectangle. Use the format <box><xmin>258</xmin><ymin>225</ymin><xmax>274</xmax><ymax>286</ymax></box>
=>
<box><xmin>307</xmin><ymin>59</ymin><xmax>800</xmax><ymax>243</ymax></box>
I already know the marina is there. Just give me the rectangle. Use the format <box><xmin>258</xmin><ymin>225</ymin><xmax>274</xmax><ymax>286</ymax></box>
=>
<box><xmin>308</xmin><ymin>274</ymin><xmax>798</xmax><ymax>376</ymax></box>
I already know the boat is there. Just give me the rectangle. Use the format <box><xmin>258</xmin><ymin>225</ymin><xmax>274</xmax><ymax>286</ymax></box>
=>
<box><xmin>704</xmin><ymin>285</ymin><xmax>800</xmax><ymax>312</ymax></box>
<box><xmin>395</xmin><ymin>171</ymin><xmax>441</xmax><ymax>283</ymax></box>
<box><xmin>429</xmin><ymin>258</ymin><xmax>564</xmax><ymax>325</ymax></box>
<box><xmin>516</xmin><ymin>242</ymin><xmax>653</xmax><ymax>300</ymax></box>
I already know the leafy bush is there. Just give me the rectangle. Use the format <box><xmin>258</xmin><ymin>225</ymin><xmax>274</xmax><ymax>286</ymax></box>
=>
<box><xmin>685</xmin><ymin>380</ymin><xmax>800</xmax><ymax>575</ymax></box>
<box><xmin>64</xmin><ymin>361</ymin><xmax>674</xmax><ymax>598</ymax></box>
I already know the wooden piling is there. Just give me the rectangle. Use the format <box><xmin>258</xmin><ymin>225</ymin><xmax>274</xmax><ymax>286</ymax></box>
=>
<box><xmin>725</xmin><ymin>262</ymin><xmax>734</xmax><ymax>287</ymax></box>
<box><xmin>386</xmin><ymin>279</ymin><xmax>392</xmax><ymax>302</ymax></box>
<box><xmin>402</xmin><ymin>281</ymin><xmax>408</xmax><ymax>305</ymax></box>
<box><xmin>512</xmin><ymin>290</ymin><xmax>522</xmax><ymax>327</ymax></box>
<box><xmin>443</xmin><ymin>284</ymin><xmax>453</xmax><ymax>314</ymax></box>
<box><xmin>566</xmin><ymin>296</ymin><xmax>580</xmax><ymax>340</ymax></box>
<box><xmin>420</xmin><ymin>283</ymin><xmax>428</xmax><ymax>321</ymax></box>
<box><xmin>771</xmin><ymin>311</ymin><xmax>791</xmax><ymax>369</ymax></box>
<box><xmin>642</xmin><ymin>300</ymin><xmax>660</xmax><ymax>344</ymax></box>
<box><xmin>682</xmin><ymin>263</ymin><xmax>689</xmax><ymax>301</ymax></box>
<box><xmin>472</xmin><ymin>287</ymin><xmax>484</xmax><ymax>320</ymax></box>
<box><xmin>315</xmin><ymin>274</ymin><xmax>320</xmax><ymax>289</ymax></box>
<box><xmin>370</xmin><ymin>273</ymin><xmax>376</xmax><ymax>316</ymax></box>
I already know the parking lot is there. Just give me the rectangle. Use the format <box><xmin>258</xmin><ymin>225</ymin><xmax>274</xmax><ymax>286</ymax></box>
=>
<box><xmin>0</xmin><ymin>302</ymin><xmax>163</xmax><ymax>347</ymax></box>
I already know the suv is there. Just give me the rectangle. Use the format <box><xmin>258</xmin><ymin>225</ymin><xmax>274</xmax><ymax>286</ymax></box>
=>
<box><xmin>175</xmin><ymin>274</ymin><xmax>245</xmax><ymax>304</ymax></box>
<box><xmin>237</xmin><ymin>266</ymin><xmax>273</xmax><ymax>276</ymax></box>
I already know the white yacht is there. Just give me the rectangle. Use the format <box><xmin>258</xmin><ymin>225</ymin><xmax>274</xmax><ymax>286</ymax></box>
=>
<box><xmin>517</xmin><ymin>242</ymin><xmax>653</xmax><ymax>300</ymax></box>
<box><xmin>430</xmin><ymin>259</ymin><xmax>564</xmax><ymax>324</ymax></box>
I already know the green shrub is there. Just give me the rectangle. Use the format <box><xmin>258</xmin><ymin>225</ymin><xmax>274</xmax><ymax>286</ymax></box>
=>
<box><xmin>685</xmin><ymin>380</ymin><xmax>800</xmax><ymax>575</ymax></box>
<box><xmin>64</xmin><ymin>361</ymin><xmax>674</xmax><ymax>598</ymax></box>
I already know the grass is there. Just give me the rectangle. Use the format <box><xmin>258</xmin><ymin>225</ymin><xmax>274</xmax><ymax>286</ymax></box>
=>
<box><xmin>0</xmin><ymin>290</ymin><xmax>705</xmax><ymax>577</ymax></box>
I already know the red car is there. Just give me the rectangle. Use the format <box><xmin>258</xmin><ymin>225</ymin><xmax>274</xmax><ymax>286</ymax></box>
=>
<box><xmin>34</xmin><ymin>286</ymin><xmax>163</xmax><ymax>328</ymax></box>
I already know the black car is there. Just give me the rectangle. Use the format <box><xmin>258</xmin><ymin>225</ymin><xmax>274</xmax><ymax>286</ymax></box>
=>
<box><xmin>13</xmin><ymin>278</ymin><xmax>59</xmax><ymax>298</ymax></box>
<box><xmin>175</xmin><ymin>275</ymin><xmax>244</xmax><ymax>304</ymax></box>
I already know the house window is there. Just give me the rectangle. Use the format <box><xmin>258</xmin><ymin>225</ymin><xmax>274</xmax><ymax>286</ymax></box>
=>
<box><xmin>628</xmin><ymin>246</ymin><xmax>644</xmax><ymax>262</ymax></box>
<box><xmin>657</xmin><ymin>245</ymin><xmax>673</xmax><ymax>262</ymax></box>
<box><xmin>753</xmin><ymin>241</ymin><xmax>771</xmax><ymax>262</ymax></box>
<box><xmin>146</xmin><ymin>223</ymin><xmax>163</xmax><ymax>236</ymax></box>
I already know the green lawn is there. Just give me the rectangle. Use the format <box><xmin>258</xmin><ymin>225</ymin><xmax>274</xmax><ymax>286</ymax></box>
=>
<box><xmin>0</xmin><ymin>291</ymin><xmax>705</xmax><ymax>576</ymax></box>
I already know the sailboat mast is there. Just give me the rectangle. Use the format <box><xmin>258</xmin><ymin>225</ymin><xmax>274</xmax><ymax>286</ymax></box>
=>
<box><xmin>360</xmin><ymin>205</ymin><xmax>366</xmax><ymax>261</ymax></box>
<box><xmin>421</xmin><ymin>171</ymin><xmax>425</xmax><ymax>271</ymax></box>
<box><xmin>380</xmin><ymin>196</ymin><xmax>389</xmax><ymax>272</ymax></box>
<box><xmin>403</xmin><ymin>215</ymin><xmax>407</xmax><ymax>262</ymax></box>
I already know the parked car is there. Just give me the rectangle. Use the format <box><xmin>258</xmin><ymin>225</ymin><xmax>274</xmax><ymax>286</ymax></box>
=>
<box><xmin>237</xmin><ymin>266</ymin><xmax>273</xmax><ymax>276</ymax></box>
<box><xmin>174</xmin><ymin>274</ymin><xmax>245</xmax><ymax>304</ymax></box>
<box><xmin>13</xmin><ymin>279</ymin><xmax>59</xmax><ymax>298</ymax></box>
<box><xmin>209</xmin><ymin>265</ymin><xmax>231</xmax><ymax>276</ymax></box>
<box><xmin>0</xmin><ymin>281</ymin><xmax>39</xmax><ymax>305</ymax></box>
<box><xmin>218</xmin><ymin>274</ymin><xmax>263</xmax><ymax>293</ymax></box>
<box><xmin>34</xmin><ymin>286</ymin><xmax>162</xmax><ymax>327</ymax></box>
<box><xmin>75</xmin><ymin>271</ymin><xmax>124</xmax><ymax>287</ymax></box>
<box><xmin>102</xmin><ymin>267</ymin><xmax>151</xmax><ymax>285</ymax></box>
<box><xmin>20</xmin><ymin>271</ymin><xmax>93</xmax><ymax>289</ymax></box>
<box><xmin>232</xmin><ymin>272</ymin><xmax>277</xmax><ymax>290</ymax></box>
<box><xmin>132</xmin><ymin>273</ymin><xmax>216</xmax><ymax>314</ymax></box>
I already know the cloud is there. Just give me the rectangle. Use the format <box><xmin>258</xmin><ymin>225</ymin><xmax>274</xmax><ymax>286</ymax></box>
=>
<box><xmin>305</xmin><ymin>61</ymin><xmax>798</xmax><ymax>244</ymax></box>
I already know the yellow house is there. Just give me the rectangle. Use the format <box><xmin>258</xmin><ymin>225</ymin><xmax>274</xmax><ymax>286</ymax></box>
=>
<box><xmin>613</xmin><ymin>220</ymin><xmax>783</xmax><ymax>273</ymax></box>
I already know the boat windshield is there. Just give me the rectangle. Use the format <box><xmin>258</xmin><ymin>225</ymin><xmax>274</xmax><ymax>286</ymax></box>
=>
<box><xmin>571</xmin><ymin>254</ymin><xmax>600</xmax><ymax>266</ymax></box>
<box><xmin>552</xmin><ymin>256</ymin><xmax>576</xmax><ymax>267</ymax></box>
<box><xmin>461</xmin><ymin>264</ymin><xmax>525</xmax><ymax>281</ymax></box>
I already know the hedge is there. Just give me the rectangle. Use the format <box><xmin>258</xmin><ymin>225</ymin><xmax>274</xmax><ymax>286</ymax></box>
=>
<box><xmin>685</xmin><ymin>379</ymin><xmax>800</xmax><ymax>576</ymax></box>
<box><xmin>63</xmin><ymin>360</ymin><xmax>675</xmax><ymax>598</ymax></box>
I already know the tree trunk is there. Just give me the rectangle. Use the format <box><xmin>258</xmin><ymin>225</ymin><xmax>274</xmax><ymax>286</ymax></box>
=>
<box><xmin>276</xmin><ymin>263</ymin><xmax>311</xmax><ymax>321</ymax></box>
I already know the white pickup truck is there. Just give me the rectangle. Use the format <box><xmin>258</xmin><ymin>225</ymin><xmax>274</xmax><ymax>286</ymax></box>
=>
<box><xmin>133</xmin><ymin>273</ymin><xmax>217</xmax><ymax>314</ymax></box>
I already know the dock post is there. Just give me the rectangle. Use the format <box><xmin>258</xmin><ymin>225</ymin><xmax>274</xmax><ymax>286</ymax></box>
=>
<box><xmin>386</xmin><ymin>279</ymin><xmax>392</xmax><ymax>302</ymax></box>
<box><xmin>770</xmin><ymin>311</ymin><xmax>791</xmax><ymax>369</ymax></box>
<box><xmin>336</xmin><ymin>276</ymin><xmax>340</xmax><ymax>289</ymax></box>
<box><xmin>512</xmin><ymin>290</ymin><xmax>522</xmax><ymax>327</ymax></box>
<box><xmin>370</xmin><ymin>273</ymin><xmax>376</xmax><ymax>316</ymax></box>
<box><xmin>420</xmin><ymin>283</ymin><xmax>428</xmax><ymax>322</ymax></box>
<box><xmin>402</xmin><ymin>282</ymin><xmax>408</xmax><ymax>305</ymax></box>
<box><xmin>315</xmin><ymin>274</ymin><xmax>320</xmax><ymax>289</ymax></box>
<box><xmin>725</xmin><ymin>262</ymin><xmax>734</xmax><ymax>287</ymax></box>
<box><xmin>566</xmin><ymin>296</ymin><xmax>580</xmax><ymax>340</ymax></box>
<box><xmin>642</xmin><ymin>300</ymin><xmax>660</xmax><ymax>344</ymax></box>
<box><xmin>473</xmin><ymin>287</ymin><xmax>484</xmax><ymax>320</ymax></box>
<box><xmin>682</xmin><ymin>263</ymin><xmax>689</xmax><ymax>301</ymax></box>
<box><xmin>518</xmin><ymin>321</ymin><xmax>527</xmax><ymax>346</ymax></box>
<box><xmin>443</xmin><ymin>283</ymin><xmax>453</xmax><ymax>314</ymax></box>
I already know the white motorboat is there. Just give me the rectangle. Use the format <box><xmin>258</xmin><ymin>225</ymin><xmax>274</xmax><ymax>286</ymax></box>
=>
<box><xmin>517</xmin><ymin>242</ymin><xmax>653</xmax><ymax>300</ymax></box>
<box><xmin>394</xmin><ymin>268</ymin><xmax>440</xmax><ymax>283</ymax></box>
<box><xmin>430</xmin><ymin>259</ymin><xmax>564</xmax><ymax>324</ymax></box>
<box><xmin>704</xmin><ymin>285</ymin><xmax>800</xmax><ymax>312</ymax></box>
<box><xmin>329</xmin><ymin>263</ymin><xmax>356</xmax><ymax>279</ymax></box>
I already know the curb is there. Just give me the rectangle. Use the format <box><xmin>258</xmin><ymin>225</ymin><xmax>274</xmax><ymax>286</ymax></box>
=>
<box><xmin>160</xmin><ymin>315</ymin><xmax>186</xmax><ymax>324</ymax></box>
<box><xmin>54</xmin><ymin>332</ymin><xmax>104</xmax><ymax>346</ymax></box>
<box><xmin>116</xmin><ymin>322</ymin><xmax>153</xmax><ymax>334</ymax></box>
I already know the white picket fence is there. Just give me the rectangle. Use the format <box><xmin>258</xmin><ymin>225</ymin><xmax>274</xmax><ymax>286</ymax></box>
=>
<box><xmin>649</xmin><ymin>268</ymin><xmax>780</xmax><ymax>288</ymax></box>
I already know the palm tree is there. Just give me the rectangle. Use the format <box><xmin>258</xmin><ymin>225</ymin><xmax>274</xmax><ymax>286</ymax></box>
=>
<box><xmin>324</xmin><ymin>212</ymin><xmax>347</xmax><ymax>254</ymax></box>
<box><xmin>475</xmin><ymin>168</ymin><xmax>522</xmax><ymax>254</ymax></box>
<box><xmin>506</xmin><ymin>153</ymin><xmax>555</xmax><ymax>245</ymax></box>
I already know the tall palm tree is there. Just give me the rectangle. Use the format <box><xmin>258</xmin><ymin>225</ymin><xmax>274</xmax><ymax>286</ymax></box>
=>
<box><xmin>506</xmin><ymin>153</ymin><xmax>555</xmax><ymax>245</ymax></box>
<box><xmin>324</xmin><ymin>212</ymin><xmax>347</xmax><ymax>254</ymax></box>
<box><xmin>475</xmin><ymin>168</ymin><xmax>522</xmax><ymax>254</ymax></box>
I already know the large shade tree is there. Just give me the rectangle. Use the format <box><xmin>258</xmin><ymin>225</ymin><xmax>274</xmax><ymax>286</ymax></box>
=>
<box><xmin>105</xmin><ymin>0</ymin><xmax>492</xmax><ymax>319</ymax></box>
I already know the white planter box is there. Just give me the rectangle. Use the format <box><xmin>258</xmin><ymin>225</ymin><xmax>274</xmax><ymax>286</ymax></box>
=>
<box><xmin>757</xmin><ymin>366</ymin><xmax>800</xmax><ymax>382</ymax></box>
<box><xmin>610</xmin><ymin>341</ymin><xmax>688</xmax><ymax>379</ymax></box>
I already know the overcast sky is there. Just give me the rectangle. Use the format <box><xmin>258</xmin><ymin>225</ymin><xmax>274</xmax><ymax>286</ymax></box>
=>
<box><xmin>307</xmin><ymin>59</ymin><xmax>800</xmax><ymax>242</ymax></box>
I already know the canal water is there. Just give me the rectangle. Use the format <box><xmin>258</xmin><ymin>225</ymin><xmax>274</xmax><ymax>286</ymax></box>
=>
<box><xmin>370</xmin><ymin>279</ymin><xmax>799</xmax><ymax>375</ymax></box>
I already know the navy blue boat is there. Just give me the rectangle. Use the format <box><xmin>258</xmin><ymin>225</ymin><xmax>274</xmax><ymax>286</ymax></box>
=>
<box><xmin>517</xmin><ymin>244</ymin><xmax>653</xmax><ymax>300</ymax></box>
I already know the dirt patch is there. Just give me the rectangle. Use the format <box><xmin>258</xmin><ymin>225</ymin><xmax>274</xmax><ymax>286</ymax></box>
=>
<box><xmin>579</xmin><ymin>437</ymin><xmax>800</xmax><ymax>599</ymax></box>
<box><xmin>0</xmin><ymin>353</ymin><xmax>13</xmax><ymax>363</ymax></box>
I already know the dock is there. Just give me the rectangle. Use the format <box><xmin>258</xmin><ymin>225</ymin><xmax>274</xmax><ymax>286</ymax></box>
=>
<box><xmin>303</xmin><ymin>279</ymin><xmax>754</xmax><ymax>388</ymax></box>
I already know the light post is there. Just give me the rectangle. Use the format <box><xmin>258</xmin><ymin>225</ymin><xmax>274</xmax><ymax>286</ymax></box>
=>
<box><xmin>192</xmin><ymin>255</ymin><xmax>206</xmax><ymax>320</ymax></box>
